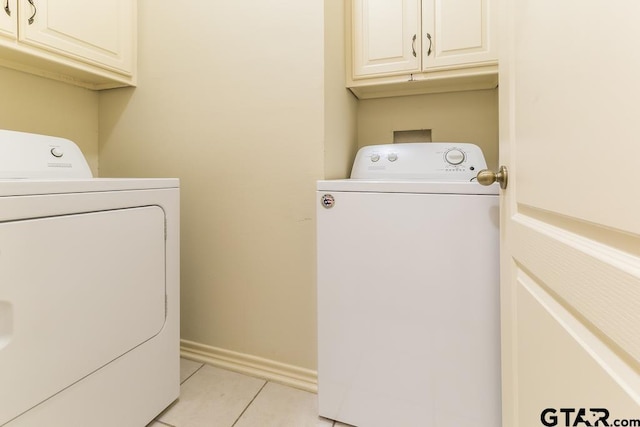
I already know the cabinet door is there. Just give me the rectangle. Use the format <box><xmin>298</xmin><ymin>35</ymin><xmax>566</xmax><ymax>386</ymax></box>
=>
<box><xmin>352</xmin><ymin>0</ymin><xmax>421</xmax><ymax>78</ymax></box>
<box><xmin>422</xmin><ymin>0</ymin><xmax>496</xmax><ymax>69</ymax></box>
<box><xmin>18</xmin><ymin>0</ymin><xmax>134</xmax><ymax>75</ymax></box>
<box><xmin>0</xmin><ymin>0</ymin><xmax>17</xmax><ymax>40</ymax></box>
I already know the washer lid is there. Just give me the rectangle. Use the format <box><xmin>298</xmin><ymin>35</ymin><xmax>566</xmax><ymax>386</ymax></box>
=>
<box><xmin>350</xmin><ymin>142</ymin><xmax>488</xmax><ymax>181</ymax></box>
<box><xmin>0</xmin><ymin>129</ymin><xmax>93</xmax><ymax>179</ymax></box>
<box><xmin>317</xmin><ymin>179</ymin><xmax>499</xmax><ymax>195</ymax></box>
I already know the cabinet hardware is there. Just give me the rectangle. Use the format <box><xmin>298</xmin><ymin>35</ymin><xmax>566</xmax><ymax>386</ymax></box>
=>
<box><xmin>4</xmin><ymin>0</ymin><xmax>9</xmax><ymax>16</ymax></box>
<box><xmin>426</xmin><ymin>33</ymin><xmax>432</xmax><ymax>56</ymax></box>
<box><xmin>27</xmin><ymin>0</ymin><xmax>36</xmax><ymax>24</ymax></box>
<box><xmin>411</xmin><ymin>34</ymin><xmax>417</xmax><ymax>57</ymax></box>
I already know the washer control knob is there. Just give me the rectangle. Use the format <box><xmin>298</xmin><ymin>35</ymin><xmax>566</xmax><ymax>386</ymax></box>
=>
<box><xmin>445</xmin><ymin>149</ymin><xmax>465</xmax><ymax>165</ymax></box>
<box><xmin>370</xmin><ymin>153</ymin><xmax>380</xmax><ymax>162</ymax></box>
<box><xmin>387</xmin><ymin>152</ymin><xmax>398</xmax><ymax>162</ymax></box>
<box><xmin>50</xmin><ymin>147</ymin><xmax>64</xmax><ymax>158</ymax></box>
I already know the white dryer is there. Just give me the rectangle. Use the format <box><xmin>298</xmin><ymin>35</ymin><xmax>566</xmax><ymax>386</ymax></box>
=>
<box><xmin>0</xmin><ymin>129</ymin><xmax>179</xmax><ymax>427</ymax></box>
<box><xmin>317</xmin><ymin>143</ymin><xmax>501</xmax><ymax>427</ymax></box>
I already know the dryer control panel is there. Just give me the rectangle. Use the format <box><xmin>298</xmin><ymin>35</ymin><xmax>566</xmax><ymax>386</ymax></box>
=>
<box><xmin>0</xmin><ymin>129</ymin><xmax>92</xmax><ymax>179</ymax></box>
<box><xmin>350</xmin><ymin>142</ymin><xmax>488</xmax><ymax>181</ymax></box>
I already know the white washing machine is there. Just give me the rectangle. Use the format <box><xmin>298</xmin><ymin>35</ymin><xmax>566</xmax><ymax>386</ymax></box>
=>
<box><xmin>0</xmin><ymin>129</ymin><xmax>180</xmax><ymax>427</ymax></box>
<box><xmin>317</xmin><ymin>143</ymin><xmax>501</xmax><ymax>427</ymax></box>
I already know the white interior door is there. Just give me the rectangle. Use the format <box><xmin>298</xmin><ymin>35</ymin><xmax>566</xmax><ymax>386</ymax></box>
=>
<box><xmin>500</xmin><ymin>0</ymin><xmax>640</xmax><ymax>426</ymax></box>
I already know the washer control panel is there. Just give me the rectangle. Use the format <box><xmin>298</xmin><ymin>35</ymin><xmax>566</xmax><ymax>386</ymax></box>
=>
<box><xmin>350</xmin><ymin>142</ymin><xmax>488</xmax><ymax>181</ymax></box>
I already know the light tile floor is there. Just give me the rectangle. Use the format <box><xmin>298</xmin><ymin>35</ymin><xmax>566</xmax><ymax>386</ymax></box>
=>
<box><xmin>147</xmin><ymin>358</ymin><xmax>352</xmax><ymax>427</ymax></box>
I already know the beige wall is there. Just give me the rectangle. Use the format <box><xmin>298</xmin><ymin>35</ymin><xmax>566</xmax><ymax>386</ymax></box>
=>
<box><xmin>357</xmin><ymin>89</ymin><xmax>499</xmax><ymax>170</ymax></box>
<box><xmin>99</xmin><ymin>0</ymin><xmax>355</xmax><ymax>371</ymax></box>
<box><xmin>324</xmin><ymin>1</ymin><xmax>359</xmax><ymax>179</ymax></box>
<box><xmin>0</xmin><ymin>67</ymin><xmax>99</xmax><ymax>175</ymax></box>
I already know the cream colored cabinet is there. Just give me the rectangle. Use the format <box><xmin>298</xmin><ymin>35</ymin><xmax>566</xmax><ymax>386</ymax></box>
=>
<box><xmin>0</xmin><ymin>0</ymin><xmax>135</xmax><ymax>89</ymax></box>
<box><xmin>0</xmin><ymin>0</ymin><xmax>17</xmax><ymax>39</ymax></box>
<box><xmin>348</xmin><ymin>0</ymin><xmax>498</xmax><ymax>98</ymax></box>
<box><xmin>421</xmin><ymin>0</ymin><xmax>496</xmax><ymax>69</ymax></box>
<box><xmin>352</xmin><ymin>0</ymin><xmax>421</xmax><ymax>77</ymax></box>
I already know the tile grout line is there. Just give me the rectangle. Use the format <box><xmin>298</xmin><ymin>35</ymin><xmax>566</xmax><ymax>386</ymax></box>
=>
<box><xmin>151</xmin><ymin>362</ymin><xmax>205</xmax><ymax>426</ymax></box>
<box><xmin>229</xmin><ymin>380</ymin><xmax>269</xmax><ymax>427</ymax></box>
<box><xmin>181</xmin><ymin>363</ymin><xmax>206</xmax><ymax>385</ymax></box>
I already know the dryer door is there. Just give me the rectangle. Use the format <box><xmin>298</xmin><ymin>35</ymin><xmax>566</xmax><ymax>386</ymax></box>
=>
<box><xmin>0</xmin><ymin>206</ymin><xmax>166</xmax><ymax>425</ymax></box>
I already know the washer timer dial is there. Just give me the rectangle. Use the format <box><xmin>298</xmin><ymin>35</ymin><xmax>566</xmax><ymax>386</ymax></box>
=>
<box><xmin>444</xmin><ymin>149</ymin><xmax>465</xmax><ymax>165</ymax></box>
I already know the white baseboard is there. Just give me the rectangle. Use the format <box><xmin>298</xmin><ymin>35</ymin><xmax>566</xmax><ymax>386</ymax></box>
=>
<box><xmin>180</xmin><ymin>339</ymin><xmax>318</xmax><ymax>393</ymax></box>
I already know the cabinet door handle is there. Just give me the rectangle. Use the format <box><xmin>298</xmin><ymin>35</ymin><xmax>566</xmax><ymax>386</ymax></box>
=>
<box><xmin>426</xmin><ymin>33</ymin><xmax>433</xmax><ymax>56</ymax></box>
<box><xmin>27</xmin><ymin>0</ymin><xmax>36</xmax><ymax>24</ymax></box>
<box><xmin>4</xmin><ymin>0</ymin><xmax>10</xmax><ymax>16</ymax></box>
<box><xmin>411</xmin><ymin>34</ymin><xmax>417</xmax><ymax>57</ymax></box>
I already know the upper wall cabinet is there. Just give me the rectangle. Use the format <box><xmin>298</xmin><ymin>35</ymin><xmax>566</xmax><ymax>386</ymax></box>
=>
<box><xmin>0</xmin><ymin>0</ymin><xmax>136</xmax><ymax>90</ymax></box>
<box><xmin>0</xmin><ymin>0</ymin><xmax>18</xmax><ymax>40</ymax></box>
<box><xmin>348</xmin><ymin>0</ymin><xmax>497</xmax><ymax>99</ymax></box>
<box><xmin>352</xmin><ymin>0</ymin><xmax>421</xmax><ymax>77</ymax></box>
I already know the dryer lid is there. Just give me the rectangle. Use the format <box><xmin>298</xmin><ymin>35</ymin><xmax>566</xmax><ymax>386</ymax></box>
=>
<box><xmin>0</xmin><ymin>129</ymin><xmax>92</xmax><ymax>179</ymax></box>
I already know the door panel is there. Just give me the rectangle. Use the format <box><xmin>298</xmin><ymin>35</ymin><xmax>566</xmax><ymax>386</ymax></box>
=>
<box><xmin>512</xmin><ymin>215</ymin><xmax>640</xmax><ymax>362</ymax></box>
<box><xmin>422</xmin><ymin>0</ymin><xmax>495</xmax><ymax>68</ymax></box>
<box><xmin>352</xmin><ymin>0</ymin><xmax>421</xmax><ymax>78</ymax></box>
<box><xmin>512</xmin><ymin>1</ymin><xmax>640</xmax><ymax>235</ymax></box>
<box><xmin>516</xmin><ymin>271</ymin><xmax>640</xmax><ymax>425</ymax></box>
<box><xmin>19</xmin><ymin>0</ymin><xmax>134</xmax><ymax>74</ymax></box>
<box><xmin>0</xmin><ymin>206</ymin><xmax>165</xmax><ymax>425</ymax></box>
<box><xmin>501</xmin><ymin>0</ymin><xmax>640</xmax><ymax>425</ymax></box>
<box><xmin>0</xmin><ymin>0</ymin><xmax>16</xmax><ymax>39</ymax></box>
